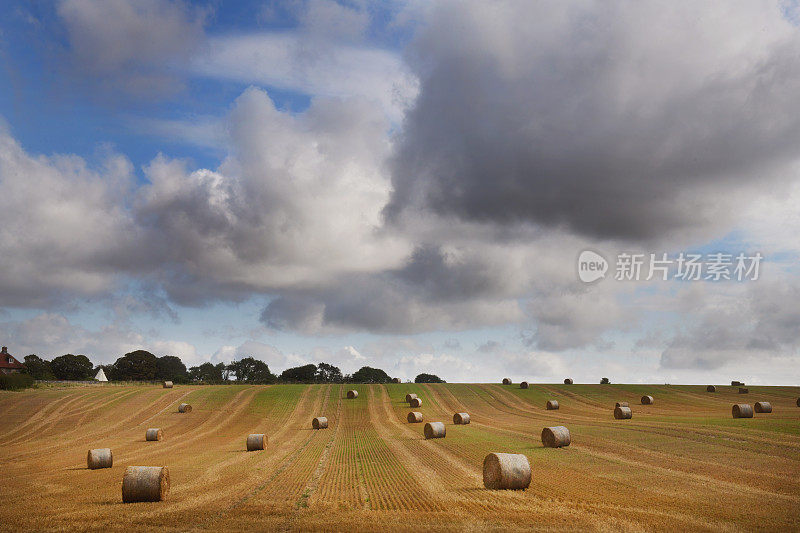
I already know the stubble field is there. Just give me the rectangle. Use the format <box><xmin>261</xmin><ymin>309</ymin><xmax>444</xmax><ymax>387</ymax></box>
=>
<box><xmin>0</xmin><ymin>382</ymin><xmax>798</xmax><ymax>531</ymax></box>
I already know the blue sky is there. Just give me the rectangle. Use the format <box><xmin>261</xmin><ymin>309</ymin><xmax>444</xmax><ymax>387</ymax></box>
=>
<box><xmin>0</xmin><ymin>0</ymin><xmax>798</xmax><ymax>384</ymax></box>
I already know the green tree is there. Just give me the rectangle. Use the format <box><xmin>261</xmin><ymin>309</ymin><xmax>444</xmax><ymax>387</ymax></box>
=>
<box><xmin>600</xmin><ymin>377</ymin><xmax>610</xmax><ymax>384</ymax></box>
<box><xmin>280</xmin><ymin>364</ymin><xmax>317</xmax><ymax>383</ymax></box>
<box><xmin>227</xmin><ymin>357</ymin><xmax>275</xmax><ymax>383</ymax></box>
<box><xmin>189</xmin><ymin>362</ymin><xmax>224</xmax><ymax>383</ymax></box>
<box><xmin>315</xmin><ymin>362</ymin><xmax>343</xmax><ymax>383</ymax></box>
<box><xmin>112</xmin><ymin>350</ymin><xmax>158</xmax><ymax>381</ymax></box>
<box><xmin>156</xmin><ymin>355</ymin><xmax>189</xmax><ymax>383</ymax></box>
<box><xmin>50</xmin><ymin>354</ymin><xmax>94</xmax><ymax>381</ymax></box>
<box><xmin>23</xmin><ymin>354</ymin><xmax>55</xmax><ymax>380</ymax></box>
<box><xmin>415</xmin><ymin>373</ymin><xmax>446</xmax><ymax>383</ymax></box>
<box><xmin>351</xmin><ymin>366</ymin><xmax>392</xmax><ymax>384</ymax></box>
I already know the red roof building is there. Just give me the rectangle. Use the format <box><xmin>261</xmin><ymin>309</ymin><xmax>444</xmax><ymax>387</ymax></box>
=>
<box><xmin>0</xmin><ymin>347</ymin><xmax>25</xmax><ymax>374</ymax></box>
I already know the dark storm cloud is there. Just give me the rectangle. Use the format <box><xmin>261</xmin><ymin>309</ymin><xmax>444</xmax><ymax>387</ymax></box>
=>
<box><xmin>386</xmin><ymin>1</ymin><xmax>800</xmax><ymax>241</ymax></box>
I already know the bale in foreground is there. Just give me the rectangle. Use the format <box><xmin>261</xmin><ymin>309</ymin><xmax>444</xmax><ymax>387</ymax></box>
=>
<box><xmin>541</xmin><ymin>426</ymin><xmax>571</xmax><ymax>448</ymax></box>
<box><xmin>146</xmin><ymin>428</ymin><xmax>162</xmax><ymax>441</ymax></box>
<box><xmin>754</xmin><ymin>401</ymin><xmax>772</xmax><ymax>413</ymax></box>
<box><xmin>520</xmin><ymin>381</ymin><xmax>529</xmax><ymax>389</ymax></box>
<box><xmin>122</xmin><ymin>466</ymin><xmax>170</xmax><ymax>503</ymax></box>
<box><xmin>405</xmin><ymin>393</ymin><xmax>418</xmax><ymax>403</ymax></box>
<box><xmin>739</xmin><ymin>388</ymin><xmax>749</xmax><ymax>394</ymax></box>
<box><xmin>707</xmin><ymin>385</ymin><xmax>716</xmax><ymax>392</ymax></box>
<box><xmin>615</xmin><ymin>401</ymin><xmax>629</xmax><ymax>408</ymax></box>
<box><xmin>641</xmin><ymin>395</ymin><xmax>654</xmax><ymax>405</ymax></box>
<box><xmin>178</xmin><ymin>403</ymin><xmax>192</xmax><ymax>413</ymax></box>
<box><xmin>163</xmin><ymin>381</ymin><xmax>173</xmax><ymax>388</ymax></box>
<box><xmin>614</xmin><ymin>406</ymin><xmax>632</xmax><ymax>419</ymax></box>
<box><xmin>347</xmin><ymin>390</ymin><xmax>358</xmax><ymax>399</ymax></box>
<box><xmin>246</xmin><ymin>434</ymin><xmax>267</xmax><ymax>451</ymax></box>
<box><xmin>502</xmin><ymin>378</ymin><xmax>511</xmax><ymax>385</ymax></box>
<box><xmin>453</xmin><ymin>412</ymin><xmax>470</xmax><ymax>424</ymax></box>
<box><xmin>564</xmin><ymin>378</ymin><xmax>573</xmax><ymax>384</ymax></box>
<box><xmin>424</xmin><ymin>422</ymin><xmax>445</xmax><ymax>439</ymax></box>
<box><xmin>732</xmin><ymin>404</ymin><xmax>753</xmax><ymax>418</ymax></box>
<box><xmin>546</xmin><ymin>400</ymin><xmax>559</xmax><ymax>410</ymax></box>
<box><xmin>312</xmin><ymin>417</ymin><xmax>328</xmax><ymax>429</ymax></box>
<box><xmin>407</xmin><ymin>411</ymin><xmax>423</xmax><ymax>423</ymax></box>
<box><xmin>483</xmin><ymin>453</ymin><xmax>531</xmax><ymax>490</ymax></box>
<box><xmin>410</xmin><ymin>397</ymin><xmax>423</xmax><ymax>408</ymax></box>
<box><xmin>87</xmin><ymin>448</ymin><xmax>112</xmax><ymax>469</ymax></box>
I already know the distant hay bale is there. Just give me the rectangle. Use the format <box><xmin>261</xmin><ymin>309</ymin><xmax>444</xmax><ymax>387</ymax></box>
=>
<box><xmin>641</xmin><ymin>395</ymin><xmax>654</xmax><ymax>405</ymax></box>
<box><xmin>393</xmin><ymin>378</ymin><xmax>402</xmax><ymax>383</ymax></box>
<box><xmin>312</xmin><ymin>417</ymin><xmax>328</xmax><ymax>429</ymax></box>
<box><xmin>739</xmin><ymin>388</ymin><xmax>749</xmax><ymax>394</ymax></box>
<box><xmin>483</xmin><ymin>453</ymin><xmax>531</xmax><ymax>490</ymax></box>
<box><xmin>347</xmin><ymin>390</ymin><xmax>358</xmax><ymax>399</ymax></box>
<box><xmin>502</xmin><ymin>378</ymin><xmax>511</xmax><ymax>385</ymax></box>
<box><xmin>706</xmin><ymin>385</ymin><xmax>716</xmax><ymax>392</ymax></box>
<box><xmin>546</xmin><ymin>400</ymin><xmax>559</xmax><ymax>410</ymax></box>
<box><xmin>520</xmin><ymin>381</ymin><xmax>529</xmax><ymax>389</ymax></box>
<box><xmin>163</xmin><ymin>381</ymin><xmax>173</xmax><ymax>388</ymax></box>
<box><xmin>405</xmin><ymin>393</ymin><xmax>418</xmax><ymax>403</ymax></box>
<box><xmin>122</xmin><ymin>466</ymin><xmax>169</xmax><ymax>503</ymax></box>
<box><xmin>178</xmin><ymin>403</ymin><xmax>192</xmax><ymax>413</ymax></box>
<box><xmin>87</xmin><ymin>448</ymin><xmax>113</xmax><ymax>469</ymax></box>
<box><xmin>732</xmin><ymin>404</ymin><xmax>753</xmax><ymax>418</ymax></box>
<box><xmin>410</xmin><ymin>397</ymin><xmax>423</xmax><ymax>408</ymax></box>
<box><xmin>754</xmin><ymin>401</ymin><xmax>772</xmax><ymax>413</ymax></box>
<box><xmin>731</xmin><ymin>381</ymin><xmax>743</xmax><ymax>386</ymax></box>
<box><xmin>615</xmin><ymin>402</ymin><xmax>629</xmax><ymax>408</ymax></box>
<box><xmin>424</xmin><ymin>422</ymin><xmax>445</xmax><ymax>439</ymax></box>
<box><xmin>614</xmin><ymin>406</ymin><xmax>632</xmax><ymax>419</ymax></box>
<box><xmin>564</xmin><ymin>378</ymin><xmax>573</xmax><ymax>384</ymax></box>
<box><xmin>407</xmin><ymin>411</ymin><xmax>423</xmax><ymax>423</ymax></box>
<box><xmin>453</xmin><ymin>412</ymin><xmax>470</xmax><ymax>424</ymax></box>
<box><xmin>246</xmin><ymin>434</ymin><xmax>267</xmax><ymax>451</ymax></box>
<box><xmin>541</xmin><ymin>426</ymin><xmax>571</xmax><ymax>448</ymax></box>
<box><xmin>146</xmin><ymin>428</ymin><xmax>163</xmax><ymax>441</ymax></box>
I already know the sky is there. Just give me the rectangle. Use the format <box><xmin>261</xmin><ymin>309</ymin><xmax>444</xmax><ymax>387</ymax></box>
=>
<box><xmin>0</xmin><ymin>0</ymin><xmax>798</xmax><ymax>384</ymax></box>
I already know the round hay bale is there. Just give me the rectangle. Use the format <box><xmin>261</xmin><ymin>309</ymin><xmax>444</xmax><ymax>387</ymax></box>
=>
<box><xmin>706</xmin><ymin>385</ymin><xmax>716</xmax><ymax>392</ymax></box>
<box><xmin>614</xmin><ymin>406</ymin><xmax>632</xmax><ymax>419</ymax></box>
<box><xmin>453</xmin><ymin>412</ymin><xmax>470</xmax><ymax>425</ymax></box>
<box><xmin>541</xmin><ymin>426</ymin><xmax>571</xmax><ymax>448</ymax></box>
<box><xmin>87</xmin><ymin>448</ymin><xmax>113</xmax><ymax>469</ymax></box>
<box><xmin>410</xmin><ymin>397</ymin><xmax>423</xmax><ymax>408</ymax></box>
<box><xmin>178</xmin><ymin>403</ymin><xmax>192</xmax><ymax>413</ymax></box>
<box><xmin>732</xmin><ymin>404</ymin><xmax>753</xmax><ymax>418</ymax></box>
<box><xmin>754</xmin><ymin>401</ymin><xmax>772</xmax><ymax>413</ymax></box>
<box><xmin>502</xmin><ymin>378</ymin><xmax>511</xmax><ymax>385</ymax></box>
<box><xmin>405</xmin><ymin>393</ymin><xmax>418</xmax><ymax>403</ymax></box>
<box><xmin>564</xmin><ymin>378</ymin><xmax>573</xmax><ymax>385</ymax></box>
<box><xmin>122</xmin><ymin>466</ymin><xmax>169</xmax><ymax>503</ymax></box>
<box><xmin>641</xmin><ymin>395</ymin><xmax>654</xmax><ymax>405</ymax></box>
<box><xmin>407</xmin><ymin>411</ymin><xmax>423</xmax><ymax>423</ymax></box>
<box><xmin>347</xmin><ymin>390</ymin><xmax>358</xmax><ymax>399</ymax></box>
<box><xmin>163</xmin><ymin>381</ymin><xmax>173</xmax><ymax>388</ymax></box>
<box><xmin>546</xmin><ymin>400</ymin><xmax>559</xmax><ymax>410</ymax></box>
<box><xmin>312</xmin><ymin>417</ymin><xmax>328</xmax><ymax>429</ymax></box>
<box><xmin>146</xmin><ymin>428</ymin><xmax>163</xmax><ymax>441</ymax></box>
<box><xmin>483</xmin><ymin>453</ymin><xmax>531</xmax><ymax>490</ymax></box>
<box><xmin>246</xmin><ymin>434</ymin><xmax>267</xmax><ymax>451</ymax></box>
<box><xmin>393</xmin><ymin>377</ymin><xmax>402</xmax><ymax>383</ymax></box>
<box><xmin>520</xmin><ymin>381</ymin><xmax>529</xmax><ymax>389</ymax></box>
<box><xmin>615</xmin><ymin>401</ymin><xmax>629</xmax><ymax>408</ymax></box>
<box><xmin>739</xmin><ymin>387</ymin><xmax>749</xmax><ymax>394</ymax></box>
<box><xmin>424</xmin><ymin>422</ymin><xmax>445</xmax><ymax>439</ymax></box>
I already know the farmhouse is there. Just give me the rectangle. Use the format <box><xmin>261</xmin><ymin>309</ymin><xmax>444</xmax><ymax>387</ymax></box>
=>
<box><xmin>0</xmin><ymin>347</ymin><xmax>25</xmax><ymax>375</ymax></box>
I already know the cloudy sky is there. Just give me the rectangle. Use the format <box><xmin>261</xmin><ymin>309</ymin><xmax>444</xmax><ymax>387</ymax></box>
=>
<box><xmin>1</xmin><ymin>0</ymin><xmax>798</xmax><ymax>384</ymax></box>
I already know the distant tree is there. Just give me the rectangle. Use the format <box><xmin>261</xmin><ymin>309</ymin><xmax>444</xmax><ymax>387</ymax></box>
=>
<box><xmin>315</xmin><ymin>362</ymin><xmax>343</xmax><ymax>383</ymax></box>
<box><xmin>156</xmin><ymin>355</ymin><xmax>189</xmax><ymax>384</ymax></box>
<box><xmin>22</xmin><ymin>354</ymin><xmax>55</xmax><ymax>380</ymax></box>
<box><xmin>415</xmin><ymin>373</ymin><xmax>446</xmax><ymax>383</ymax></box>
<box><xmin>280</xmin><ymin>364</ymin><xmax>317</xmax><ymax>383</ymax></box>
<box><xmin>50</xmin><ymin>354</ymin><xmax>94</xmax><ymax>381</ymax></box>
<box><xmin>227</xmin><ymin>357</ymin><xmax>275</xmax><ymax>384</ymax></box>
<box><xmin>600</xmin><ymin>377</ymin><xmax>610</xmax><ymax>384</ymax></box>
<box><xmin>351</xmin><ymin>366</ymin><xmax>392</xmax><ymax>384</ymax></box>
<box><xmin>112</xmin><ymin>350</ymin><xmax>158</xmax><ymax>381</ymax></box>
<box><xmin>189</xmin><ymin>362</ymin><xmax>224</xmax><ymax>383</ymax></box>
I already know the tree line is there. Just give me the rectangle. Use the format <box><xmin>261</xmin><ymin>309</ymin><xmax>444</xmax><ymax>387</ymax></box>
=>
<box><xmin>20</xmin><ymin>350</ymin><xmax>445</xmax><ymax>384</ymax></box>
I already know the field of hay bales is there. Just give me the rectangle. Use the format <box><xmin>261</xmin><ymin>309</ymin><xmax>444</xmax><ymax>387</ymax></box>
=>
<box><xmin>1</xmin><ymin>383</ymin><xmax>798</xmax><ymax>531</ymax></box>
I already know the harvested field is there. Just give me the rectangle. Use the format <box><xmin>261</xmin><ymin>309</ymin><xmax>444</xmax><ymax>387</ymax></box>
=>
<box><xmin>1</xmin><ymin>382</ymin><xmax>799</xmax><ymax>531</ymax></box>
